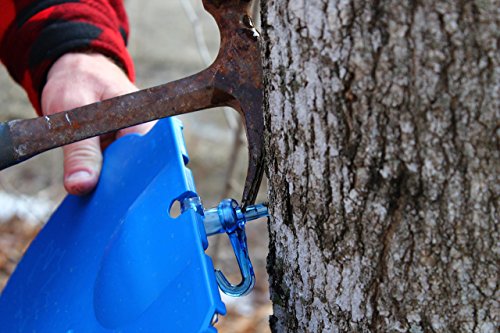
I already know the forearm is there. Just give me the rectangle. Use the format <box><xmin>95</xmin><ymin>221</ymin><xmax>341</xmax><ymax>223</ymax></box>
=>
<box><xmin>0</xmin><ymin>0</ymin><xmax>134</xmax><ymax>114</ymax></box>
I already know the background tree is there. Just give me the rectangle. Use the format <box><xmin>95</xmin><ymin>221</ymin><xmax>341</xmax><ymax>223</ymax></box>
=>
<box><xmin>262</xmin><ymin>1</ymin><xmax>498</xmax><ymax>332</ymax></box>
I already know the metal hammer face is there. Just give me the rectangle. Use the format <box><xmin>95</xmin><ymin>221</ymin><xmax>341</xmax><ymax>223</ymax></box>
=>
<box><xmin>0</xmin><ymin>0</ymin><xmax>264</xmax><ymax>207</ymax></box>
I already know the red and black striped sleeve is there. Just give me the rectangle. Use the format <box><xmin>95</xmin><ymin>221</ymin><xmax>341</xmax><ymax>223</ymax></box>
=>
<box><xmin>0</xmin><ymin>0</ymin><xmax>135</xmax><ymax>114</ymax></box>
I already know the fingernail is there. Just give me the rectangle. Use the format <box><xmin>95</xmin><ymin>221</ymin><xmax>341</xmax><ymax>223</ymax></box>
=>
<box><xmin>65</xmin><ymin>170</ymin><xmax>92</xmax><ymax>183</ymax></box>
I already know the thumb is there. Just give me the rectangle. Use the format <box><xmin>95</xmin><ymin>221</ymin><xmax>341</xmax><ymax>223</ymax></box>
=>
<box><xmin>41</xmin><ymin>53</ymin><xmax>141</xmax><ymax>195</ymax></box>
<box><xmin>62</xmin><ymin>138</ymin><xmax>102</xmax><ymax>195</ymax></box>
<box><xmin>41</xmin><ymin>64</ymin><xmax>103</xmax><ymax>195</ymax></box>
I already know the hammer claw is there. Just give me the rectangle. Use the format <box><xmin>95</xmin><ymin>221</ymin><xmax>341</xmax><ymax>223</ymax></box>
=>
<box><xmin>230</xmin><ymin>89</ymin><xmax>265</xmax><ymax>208</ymax></box>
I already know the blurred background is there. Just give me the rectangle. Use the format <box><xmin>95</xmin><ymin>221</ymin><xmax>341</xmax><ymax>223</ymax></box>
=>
<box><xmin>0</xmin><ymin>0</ymin><xmax>271</xmax><ymax>332</ymax></box>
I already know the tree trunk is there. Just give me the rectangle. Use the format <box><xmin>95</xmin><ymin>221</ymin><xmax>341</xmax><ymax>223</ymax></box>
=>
<box><xmin>261</xmin><ymin>1</ymin><xmax>499</xmax><ymax>332</ymax></box>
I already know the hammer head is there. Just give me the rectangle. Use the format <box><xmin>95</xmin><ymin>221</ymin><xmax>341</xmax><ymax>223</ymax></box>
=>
<box><xmin>203</xmin><ymin>0</ymin><xmax>253</xmax><ymax>14</ymax></box>
<box><xmin>203</xmin><ymin>0</ymin><xmax>265</xmax><ymax>208</ymax></box>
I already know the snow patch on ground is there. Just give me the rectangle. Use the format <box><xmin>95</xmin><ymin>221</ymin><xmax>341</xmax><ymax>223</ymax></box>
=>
<box><xmin>0</xmin><ymin>191</ymin><xmax>55</xmax><ymax>225</ymax></box>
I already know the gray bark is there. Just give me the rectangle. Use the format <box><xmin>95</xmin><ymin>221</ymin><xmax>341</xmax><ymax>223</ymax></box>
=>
<box><xmin>261</xmin><ymin>1</ymin><xmax>499</xmax><ymax>332</ymax></box>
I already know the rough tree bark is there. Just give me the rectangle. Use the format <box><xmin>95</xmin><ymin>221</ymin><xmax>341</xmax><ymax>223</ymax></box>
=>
<box><xmin>261</xmin><ymin>1</ymin><xmax>499</xmax><ymax>332</ymax></box>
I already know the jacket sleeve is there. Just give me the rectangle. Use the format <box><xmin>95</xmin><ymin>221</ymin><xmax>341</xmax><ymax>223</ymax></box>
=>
<box><xmin>0</xmin><ymin>0</ymin><xmax>134</xmax><ymax>114</ymax></box>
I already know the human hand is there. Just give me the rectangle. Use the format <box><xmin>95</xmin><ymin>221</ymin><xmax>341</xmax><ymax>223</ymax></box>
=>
<box><xmin>41</xmin><ymin>53</ymin><xmax>154</xmax><ymax>195</ymax></box>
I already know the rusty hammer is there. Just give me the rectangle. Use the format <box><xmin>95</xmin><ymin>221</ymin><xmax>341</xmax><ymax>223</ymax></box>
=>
<box><xmin>0</xmin><ymin>0</ymin><xmax>264</xmax><ymax>208</ymax></box>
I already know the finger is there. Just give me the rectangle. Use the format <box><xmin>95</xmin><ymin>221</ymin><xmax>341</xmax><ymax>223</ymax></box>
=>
<box><xmin>101</xmin><ymin>84</ymin><xmax>156</xmax><ymax>140</ymax></box>
<box><xmin>116</xmin><ymin>121</ymin><xmax>156</xmax><ymax>139</ymax></box>
<box><xmin>62</xmin><ymin>137</ymin><xmax>102</xmax><ymax>195</ymax></box>
<box><xmin>99</xmin><ymin>132</ymin><xmax>117</xmax><ymax>151</ymax></box>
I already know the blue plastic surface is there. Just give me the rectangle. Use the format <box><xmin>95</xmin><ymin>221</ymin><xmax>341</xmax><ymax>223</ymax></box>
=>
<box><xmin>0</xmin><ymin>118</ymin><xmax>226</xmax><ymax>332</ymax></box>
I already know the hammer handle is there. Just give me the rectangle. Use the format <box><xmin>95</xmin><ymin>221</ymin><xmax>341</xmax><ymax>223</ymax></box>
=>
<box><xmin>0</xmin><ymin>122</ymin><xmax>17</xmax><ymax>170</ymax></box>
<box><xmin>0</xmin><ymin>69</ymin><xmax>227</xmax><ymax>171</ymax></box>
